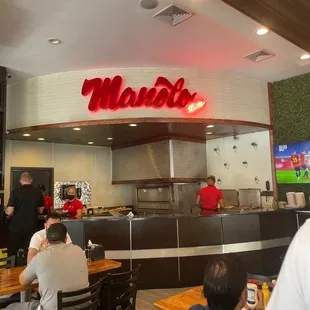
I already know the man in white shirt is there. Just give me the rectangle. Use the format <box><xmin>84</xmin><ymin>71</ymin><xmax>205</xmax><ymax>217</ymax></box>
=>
<box><xmin>27</xmin><ymin>212</ymin><xmax>72</xmax><ymax>264</ymax></box>
<box><xmin>267</xmin><ymin>218</ymin><xmax>310</xmax><ymax>309</ymax></box>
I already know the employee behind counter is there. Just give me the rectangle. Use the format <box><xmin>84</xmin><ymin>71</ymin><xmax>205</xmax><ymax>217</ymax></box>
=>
<box><xmin>196</xmin><ymin>175</ymin><xmax>224</xmax><ymax>215</ymax></box>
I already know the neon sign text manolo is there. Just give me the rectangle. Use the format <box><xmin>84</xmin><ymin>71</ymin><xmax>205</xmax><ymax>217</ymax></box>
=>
<box><xmin>81</xmin><ymin>76</ymin><xmax>206</xmax><ymax>114</ymax></box>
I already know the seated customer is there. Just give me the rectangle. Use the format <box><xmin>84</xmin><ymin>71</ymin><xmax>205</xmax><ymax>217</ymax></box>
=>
<box><xmin>27</xmin><ymin>212</ymin><xmax>72</xmax><ymax>264</ymax></box>
<box><xmin>190</xmin><ymin>254</ymin><xmax>247</xmax><ymax>310</ymax></box>
<box><xmin>7</xmin><ymin>223</ymin><xmax>88</xmax><ymax>310</ymax></box>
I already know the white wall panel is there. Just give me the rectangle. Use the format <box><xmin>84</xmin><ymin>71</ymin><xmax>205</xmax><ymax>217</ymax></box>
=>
<box><xmin>206</xmin><ymin>131</ymin><xmax>272</xmax><ymax>191</ymax></box>
<box><xmin>4</xmin><ymin>140</ymin><xmax>134</xmax><ymax>206</ymax></box>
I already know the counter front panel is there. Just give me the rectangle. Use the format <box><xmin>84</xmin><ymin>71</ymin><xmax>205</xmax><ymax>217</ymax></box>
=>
<box><xmin>64</xmin><ymin>210</ymin><xmax>298</xmax><ymax>289</ymax></box>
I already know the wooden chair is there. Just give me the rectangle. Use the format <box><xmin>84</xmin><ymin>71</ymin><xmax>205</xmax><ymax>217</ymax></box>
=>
<box><xmin>0</xmin><ymin>255</ymin><xmax>20</xmax><ymax>308</ymax></box>
<box><xmin>57</xmin><ymin>279</ymin><xmax>103</xmax><ymax>310</ymax></box>
<box><xmin>100</xmin><ymin>265</ymin><xmax>140</xmax><ymax>310</ymax></box>
<box><xmin>0</xmin><ymin>255</ymin><xmax>15</xmax><ymax>269</ymax></box>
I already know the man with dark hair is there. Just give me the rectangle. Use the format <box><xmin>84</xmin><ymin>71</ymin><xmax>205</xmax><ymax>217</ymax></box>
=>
<box><xmin>7</xmin><ymin>223</ymin><xmax>88</xmax><ymax>310</ymax></box>
<box><xmin>5</xmin><ymin>172</ymin><xmax>45</xmax><ymax>258</ymax></box>
<box><xmin>27</xmin><ymin>212</ymin><xmax>72</xmax><ymax>264</ymax></box>
<box><xmin>189</xmin><ymin>254</ymin><xmax>261</xmax><ymax>310</ymax></box>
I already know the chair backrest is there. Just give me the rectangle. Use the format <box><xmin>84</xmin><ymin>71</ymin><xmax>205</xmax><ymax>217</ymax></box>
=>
<box><xmin>106</xmin><ymin>264</ymin><xmax>141</xmax><ymax>310</ymax></box>
<box><xmin>57</xmin><ymin>279</ymin><xmax>103</xmax><ymax>310</ymax></box>
<box><xmin>0</xmin><ymin>255</ymin><xmax>15</xmax><ymax>269</ymax></box>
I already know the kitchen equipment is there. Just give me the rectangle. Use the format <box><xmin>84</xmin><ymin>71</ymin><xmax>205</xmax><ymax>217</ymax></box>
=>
<box><xmin>295</xmin><ymin>192</ymin><xmax>306</xmax><ymax>207</ymax></box>
<box><xmin>239</xmin><ymin>189</ymin><xmax>261</xmax><ymax>207</ymax></box>
<box><xmin>221</xmin><ymin>189</ymin><xmax>239</xmax><ymax>207</ymax></box>
<box><xmin>136</xmin><ymin>183</ymin><xmax>200</xmax><ymax>215</ymax></box>
<box><xmin>286</xmin><ymin>192</ymin><xmax>296</xmax><ymax>205</ymax></box>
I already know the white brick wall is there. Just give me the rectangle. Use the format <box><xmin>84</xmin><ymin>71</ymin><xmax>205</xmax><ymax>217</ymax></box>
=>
<box><xmin>7</xmin><ymin>68</ymin><xmax>270</xmax><ymax>129</ymax></box>
<box><xmin>206</xmin><ymin>131</ymin><xmax>272</xmax><ymax>191</ymax></box>
<box><xmin>4</xmin><ymin>140</ymin><xmax>134</xmax><ymax>206</ymax></box>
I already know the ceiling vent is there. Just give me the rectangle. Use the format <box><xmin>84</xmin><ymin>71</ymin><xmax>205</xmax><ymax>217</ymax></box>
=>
<box><xmin>244</xmin><ymin>49</ymin><xmax>275</xmax><ymax>63</ymax></box>
<box><xmin>152</xmin><ymin>4</ymin><xmax>193</xmax><ymax>26</ymax></box>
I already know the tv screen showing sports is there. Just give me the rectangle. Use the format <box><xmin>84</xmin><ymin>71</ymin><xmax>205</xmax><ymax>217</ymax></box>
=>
<box><xmin>274</xmin><ymin>141</ymin><xmax>310</xmax><ymax>184</ymax></box>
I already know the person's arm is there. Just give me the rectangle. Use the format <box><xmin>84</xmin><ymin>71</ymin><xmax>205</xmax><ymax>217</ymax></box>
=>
<box><xmin>19</xmin><ymin>257</ymin><xmax>38</xmax><ymax>285</ymax></box>
<box><xmin>196</xmin><ymin>195</ymin><xmax>201</xmax><ymax>205</ymax></box>
<box><xmin>5</xmin><ymin>191</ymin><xmax>16</xmax><ymax>216</ymax></box>
<box><xmin>76</xmin><ymin>209</ymin><xmax>82</xmax><ymax>219</ymax></box>
<box><xmin>219</xmin><ymin>191</ymin><xmax>224</xmax><ymax>209</ymax></box>
<box><xmin>27</xmin><ymin>233</ymin><xmax>41</xmax><ymax>264</ymax></box>
<box><xmin>27</xmin><ymin>248</ymin><xmax>38</xmax><ymax>264</ymax></box>
<box><xmin>5</xmin><ymin>206</ymin><xmax>14</xmax><ymax>216</ymax></box>
<box><xmin>75</xmin><ymin>200</ymin><xmax>83</xmax><ymax>219</ymax></box>
<box><xmin>266</xmin><ymin>220</ymin><xmax>310</xmax><ymax>309</ymax></box>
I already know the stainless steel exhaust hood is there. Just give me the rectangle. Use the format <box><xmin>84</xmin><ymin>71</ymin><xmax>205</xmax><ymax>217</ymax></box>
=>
<box><xmin>112</xmin><ymin>139</ymin><xmax>207</xmax><ymax>183</ymax></box>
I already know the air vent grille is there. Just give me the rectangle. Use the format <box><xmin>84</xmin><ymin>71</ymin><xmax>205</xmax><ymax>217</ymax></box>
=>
<box><xmin>153</xmin><ymin>4</ymin><xmax>193</xmax><ymax>26</ymax></box>
<box><xmin>244</xmin><ymin>49</ymin><xmax>275</xmax><ymax>63</ymax></box>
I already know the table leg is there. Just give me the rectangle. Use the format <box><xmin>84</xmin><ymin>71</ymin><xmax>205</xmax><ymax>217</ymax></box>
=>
<box><xmin>20</xmin><ymin>289</ymin><xmax>31</xmax><ymax>302</ymax></box>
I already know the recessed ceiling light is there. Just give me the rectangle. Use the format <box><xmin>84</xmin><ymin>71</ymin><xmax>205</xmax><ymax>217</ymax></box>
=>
<box><xmin>73</xmin><ymin>128</ymin><xmax>81</xmax><ymax>131</ymax></box>
<box><xmin>107</xmin><ymin>137</ymin><xmax>113</xmax><ymax>141</ymax></box>
<box><xmin>256</xmin><ymin>28</ymin><xmax>269</xmax><ymax>35</ymax></box>
<box><xmin>300</xmin><ymin>54</ymin><xmax>310</xmax><ymax>60</ymax></box>
<box><xmin>88</xmin><ymin>142</ymin><xmax>94</xmax><ymax>145</ymax></box>
<box><xmin>139</xmin><ymin>0</ymin><xmax>159</xmax><ymax>9</ymax></box>
<box><xmin>38</xmin><ymin>138</ymin><xmax>45</xmax><ymax>141</ymax></box>
<box><xmin>48</xmin><ymin>38</ymin><xmax>62</xmax><ymax>45</ymax></box>
<box><xmin>129</xmin><ymin>124</ymin><xmax>138</xmax><ymax>127</ymax></box>
<box><xmin>23</xmin><ymin>133</ymin><xmax>31</xmax><ymax>137</ymax></box>
<box><xmin>207</xmin><ymin>125</ymin><xmax>214</xmax><ymax>128</ymax></box>
<box><xmin>207</xmin><ymin>132</ymin><xmax>213</xmax><ymax>135</ymax></box>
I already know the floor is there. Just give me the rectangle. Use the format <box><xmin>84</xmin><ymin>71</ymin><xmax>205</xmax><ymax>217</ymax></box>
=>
<box><xmin>136</xmin><ymin>287</ymin><xmax>191</xmax><ymax>309</ymax></box>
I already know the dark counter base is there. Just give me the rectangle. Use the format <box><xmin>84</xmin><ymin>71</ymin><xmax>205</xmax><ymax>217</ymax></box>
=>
<box><xmin>64</xmin><ymin>211</ymin><xmax>297</xmax><ymax>289</ymax></box>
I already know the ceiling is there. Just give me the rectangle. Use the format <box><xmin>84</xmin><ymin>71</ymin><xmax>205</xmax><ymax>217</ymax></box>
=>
<box><xmin>221</xmin><ymin>0</ymin><xmax>310</xmax><ymax>53</ymax></box>
<box><xmin>6</xmin><ymin>123</ymin><xmax>268</xmax><ymax>148</ymax></box>
<box><xmin>0</xmin><ymin>0</ymin><xmax>309</xmax><ymax>84</ymax></box>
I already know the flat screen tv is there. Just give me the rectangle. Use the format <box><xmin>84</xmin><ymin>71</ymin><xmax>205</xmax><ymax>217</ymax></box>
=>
<box><xmin>274</xmin><ymin>141</ymin><xmax>310</xmax><ymax>184</ymax></box>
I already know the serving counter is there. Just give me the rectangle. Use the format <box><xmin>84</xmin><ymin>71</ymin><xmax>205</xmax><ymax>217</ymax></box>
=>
<box><xmin>63</xmin><ymin>210</ymin><xmax>298</xmax><ymax>289</ymax></box>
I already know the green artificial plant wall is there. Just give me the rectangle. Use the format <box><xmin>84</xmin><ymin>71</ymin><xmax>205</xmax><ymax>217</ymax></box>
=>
<box><xmin>272</xmin><ymin>73</ymin><xmax>310</xmax><ymax>202</ymax></box>
<box><xmin>272</xmin><ymin>73</ymin><xmax>310</xmax><ymax>144</ymax></box>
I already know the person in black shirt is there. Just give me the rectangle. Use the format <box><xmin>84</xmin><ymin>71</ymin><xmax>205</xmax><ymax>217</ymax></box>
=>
<box><xmin>5</xmin><ymin>172</ymin><xmax>45</xmax><ymax>258</ymax></box>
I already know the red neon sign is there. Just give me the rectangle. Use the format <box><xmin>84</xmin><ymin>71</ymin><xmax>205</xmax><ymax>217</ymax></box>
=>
<box><xmin>81</xmin><ymin>76</ymin><xmax>206</xmax><ymax>114</ymax></box>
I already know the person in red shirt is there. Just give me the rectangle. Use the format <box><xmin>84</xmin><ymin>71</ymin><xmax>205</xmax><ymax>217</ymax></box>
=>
<box><xmin>37</xmin><ymin>184</ymin><xmax>53</xmax><ymax>215</ymax></box>
<box><xmin>62</xmin><ymin>186</ymin><xmax>83</xmax><ymax>219</ymax></box>
<box><xmin>196</xmin><ymin>175</ymin><xmax>224</xmax><ymax>215</ymax></box>
<box><xmin>300</xmin><ymin>149</ymin><xmax>308</xmax><ymax>180</ymax></box>
<box><xmin>290</xmin><ymin>150</ymin><xmax>301</xmax><ymax>180</ymax></box>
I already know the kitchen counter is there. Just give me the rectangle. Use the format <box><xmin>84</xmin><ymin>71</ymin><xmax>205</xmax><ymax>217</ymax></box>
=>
<box><xmin>63</xmin><ymin>209</ymin><xmax>298</xmax><ymax>289</ymax></box>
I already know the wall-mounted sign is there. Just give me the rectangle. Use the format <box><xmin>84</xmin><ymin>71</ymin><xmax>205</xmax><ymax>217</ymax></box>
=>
<box><xmin>81</xmin><ymin>75</ymin><xmax>206</xmax><ymax>114</ymax></box>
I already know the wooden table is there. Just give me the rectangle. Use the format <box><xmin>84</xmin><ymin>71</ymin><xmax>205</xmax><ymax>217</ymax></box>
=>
<box><xmin>154</xmin><ymin>286</ymin><xmax>206</xmax><ymax>310</ymax></box>
<box><xmin>0</xmin><ymin>258</ymin><xmax>121</xmax><ymax>301</ymax></box>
